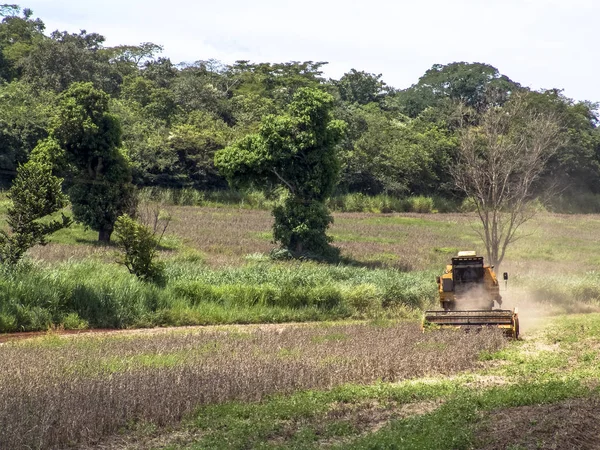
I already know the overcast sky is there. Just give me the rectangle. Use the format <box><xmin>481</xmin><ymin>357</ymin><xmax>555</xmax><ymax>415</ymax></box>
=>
<box><xmin>21</xmin><ymin>0</ymin><xmax>600</xmax><ymax>103</ymax></box>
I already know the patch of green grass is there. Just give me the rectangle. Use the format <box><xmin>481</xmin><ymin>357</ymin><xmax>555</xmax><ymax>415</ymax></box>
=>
<box><xmin>0</xmin><ymin>199</ymin><xmax>9</xmax><ymax>216</ymax></box>
<box><xmin>177</xmin><ymin>375</ymin><xmax>593</xmax><ymax>450</ymax></box>
<box><xmin>331</xmin><ymin>232</ymin><xmax>400</xmax><ymax>244</ymax></box>
<box><xmin>336</xmin><ymin>216</ymin><xmax>451</xmax><ymax>228</ymax></box>
<box><xmin>344</xmin><ymin>381</ymin><xmax>590</xmax><ymax>450</ymax></box>
<box><xmin>545</xmin><ymin>313</ymin><xmax>600</xmax><ymax>341</ymax></box>
<box><xmin>433</xmin><ymin>247</ymin><xmax>458</xmax><ymax>255</ymax></box>
<box><xmin>48</xmin><ymin>222</ymin><xmax>99</xmax><ymax>245</ymax></box>
<box><xmin>0</xmin><ymin>260</ymin><xmax>438</xmax><ymax>332</ymax></box>
<box><xmin>182</xmin><ymin>380</ymin><xmax>459</xmax><ymax>449</ymax></box>
<box><xmin>311</xmin><ymin>332</ymin><xmax>348</xmax><ymax>343</ymax></box>
<box><xmin>251</xmin><ymin>231</ymin><xmax>273</xmax><ymax>241</ymax></box>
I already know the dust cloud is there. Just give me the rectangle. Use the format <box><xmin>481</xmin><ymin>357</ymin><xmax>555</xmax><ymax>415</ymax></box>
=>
<box><xmin>454</xmin><ymin>285</ymin><xmax>495</xmax><ymax>310</ymax></box>
<box><xmin>500</xmin><ymin>287</ymin><xmax>556</xmax><ymax>337</ymax></box>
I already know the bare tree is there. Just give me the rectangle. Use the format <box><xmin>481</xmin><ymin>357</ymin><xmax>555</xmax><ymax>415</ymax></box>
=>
<box><xmin>452</xmin><ymin>96</ymin><xmax>564</xmax><ymax>268</ymax></box>
<box><xmin>135</xmin><ymin>196</ymin><xmax>172</xmax><ymax>244</ymax></box>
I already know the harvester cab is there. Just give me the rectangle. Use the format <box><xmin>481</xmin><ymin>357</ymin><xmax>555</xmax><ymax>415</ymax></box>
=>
<box><xmin>425</xmin><ymin>251</ymin><xmax>519</xmax><ymax>339</ymax></box>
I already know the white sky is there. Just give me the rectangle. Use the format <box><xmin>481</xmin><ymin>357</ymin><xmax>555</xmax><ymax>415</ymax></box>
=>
<box><xmin>21</xmin><ymin>0</ymin><xmax>600</xmax><ymax>103</ymax></box>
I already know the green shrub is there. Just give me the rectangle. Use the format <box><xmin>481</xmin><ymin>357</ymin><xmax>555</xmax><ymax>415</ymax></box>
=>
<box><xmin>0</xmin><ymin>160</ymin><xmax>71</xmax><ymax>265</ymax></box>
<box><xmin>62</xmin><ymin>313</ymin><xmax>88</xmax><ymax>330</ymax></box>
<box><xmin>433</xmin><ymin>196</ymin><xmax>461</xmax><ymax>213</ymax></box>
<box><xmin>0</xmin><ymin>312</ymin><xmax>16</xmax><ymax>332</ymax></box>
<box><xmin>408</xmin><ymin>196</ymin><xmax>434</xmax><ymax>213</ymax></box>
<box><xmin>114</xmin><ymin>214</ymin><xmax>165</xmax><ymax>282</ymax></box>
<box><xmin>547</xmin><ymin>193</ymin><xmax>600</xmax><ymax>214</ymax></box>
<box><xmin>14</xmin><ymin>305</ymin><xmax>53</xmax><ymax>331</ymax></box>
<box><xmin>272</xmin><ymin>197</ymin><xmax>339</xmax><ymax>260</ymax></box>
<box><xmin>460</xmin><ymin>197</ymin><xmax>478</xmax><ymax>212</ymax></box>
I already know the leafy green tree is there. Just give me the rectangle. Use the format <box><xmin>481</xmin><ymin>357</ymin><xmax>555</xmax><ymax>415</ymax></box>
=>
<box><xmin>120</xmin><ymin>75</ymin><xmax>179</xmax><ymax>124</ymax></box>
<box><xmin>0</xmin><ymin>81</ymin><xmax>55</xmax><ymax>185</ymax></box>
<box><xmin>106</xmin><ymin>42</ymin><xmax>163</xmax><ymax>69</ymax></box>
<box><xmin>50</xmin><ymin>82</ymin><xmax>135</xmax><ymax>242</ymax></box>
<box><xmin>0</xmin><ymin>4</ymin><xmax>45</xmax><ymax>81</ymax></box>
<box><xmin>20</xmin><ymin>30</ymin><xmax>120</xmax><ymax>94</ymax></box>
<box><xmin>394</xmin><ymin>62</ymin><xmax>521</xmax><ymax>117</ymax></box>
<box><xmin>335</xmin><ymin>69</ymin><xmax>389</xmax><ymax>105</ymax></box>
<box><xmin>231</xmin><ymin>60</ymin><xmax>328</xmax><ymax>109</ymax></box>
<box><xmin>0</xmin><ymin>159</ymin><xmax>71</xmax><ymax>265</ymax></box>
<box><xmin>141</xmin><ymin>57</ymin><xmax>178</xmax><ymax>89</ymax></box>
<box><xmin>110</xmin><ymin>97</ymin><xmax>172</xmax><ymax>186</ymax></box>
<box><xmin>229</xmin><ymin>92</ymin><xmax>276</xmax><ymax>133</ymax></box>
<box><xmin>166</xmin><ymin>112</ymin><xmax>231</xmax><ymax>188</ymax></box>
<box><xmin>336</xmin><ymin>104</ymin><xmax>457</xmax><ymax>196</ymax></box>
<box><xmin>215</xmin><ymin>88</ymin><xmax>345</xmax><ymax>258</ymax></box>
<box><xmin>522</xmin><ymin>89</ymin><xmax>600</xmax><ymax>195</ymax></box>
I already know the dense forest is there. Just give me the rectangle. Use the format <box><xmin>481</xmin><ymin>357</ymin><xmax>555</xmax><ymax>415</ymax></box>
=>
<box><xmin>0</xmin><ymin>5</ymin><xmax>599</xmax><ymax>203</ymax></box>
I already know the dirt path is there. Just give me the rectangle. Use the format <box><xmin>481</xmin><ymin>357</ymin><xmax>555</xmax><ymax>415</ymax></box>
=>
<box><xmin>0</xmin><ymin>320</ymin><xmax>350</xmax><ymax>344</ymax></box>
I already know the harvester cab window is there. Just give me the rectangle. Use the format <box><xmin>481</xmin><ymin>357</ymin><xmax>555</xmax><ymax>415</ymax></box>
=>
<box><xmin>452</xmin><ymin>257</ymin><xmax>484</xmax><ymax>284</ymax></box>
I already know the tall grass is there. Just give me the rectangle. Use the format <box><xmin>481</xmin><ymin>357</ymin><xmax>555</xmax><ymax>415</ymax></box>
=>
<box><xmin>0</xmin><ymin>260</ymin><xmax>438</xmax><ymax>332</ymax></box>
<box><xmin>138</xmin><ymin>187</ymin><xmax>275</xmax><ymax>209</ymax></box>
<box><xmin>137</xmin><ymin>187</ymin><xmax>462</xmax><ymax>214</ymax></box>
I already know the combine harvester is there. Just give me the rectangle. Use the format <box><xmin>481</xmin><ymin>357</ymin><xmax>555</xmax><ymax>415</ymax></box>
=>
<box><xmin>423</xmin><ymin>251</ymin><xmax>519</xmax><ymax>339</ymax></box>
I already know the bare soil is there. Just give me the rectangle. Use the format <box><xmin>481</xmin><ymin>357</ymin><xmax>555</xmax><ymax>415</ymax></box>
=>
<box><xmin>0</xmin><ymin>321</ymin><xmax>317</xmax><ymax>344</ymax></box>
<box><xmin>476</xmin><ymin>397</ymin><xmax>600</xmax><ymax>450</ymax></box>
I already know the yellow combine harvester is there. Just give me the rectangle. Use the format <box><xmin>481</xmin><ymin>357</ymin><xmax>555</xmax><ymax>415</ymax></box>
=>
<box><xmin>423</xmin><ymin>251</ymin><xmax>519</xmax><ymax>339</ymax></box>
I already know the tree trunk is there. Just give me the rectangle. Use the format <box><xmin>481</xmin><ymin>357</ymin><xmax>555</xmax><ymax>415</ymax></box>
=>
<box><xmin>98</xmin><ymin>228</ymin><xmax>112</xmax><ymax>243</ymax></box>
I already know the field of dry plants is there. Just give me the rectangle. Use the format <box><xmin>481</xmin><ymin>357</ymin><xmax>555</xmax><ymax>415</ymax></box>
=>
<box><xmin>0</xmin><ymin>323</ymin><xmax>507</xmax><ymax>449</ymax></box>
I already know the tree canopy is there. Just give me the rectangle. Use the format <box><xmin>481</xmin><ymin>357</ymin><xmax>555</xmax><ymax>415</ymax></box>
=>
<box><xmin>0</xmin><ymin>4</ymin><xmax>597</xmax><ymax>217</ymax></box>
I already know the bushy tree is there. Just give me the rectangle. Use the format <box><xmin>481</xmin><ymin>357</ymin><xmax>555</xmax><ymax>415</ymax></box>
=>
<box><xmin>215</xmin><ymin>87</ymin><xmax>345</xmax><ymax>258</ymax></box>
<box><xmin>20</xmin><ymin>30</ymin><xmax>120</xmax><ymax>94</ymax></box>
<box><xmin>0</xmin><ymin>5</ymin><xmax>45</xmax><ymax>81</ymax></box>
<box><xmin>230</xmin><ymin>60</ymin><xmax>328</xmax><ymax>109</ymax></box>
<box><xmin>50</xmin><ymin>82</ymin><xmax>135</xmax><ymax>242</ymax></box>
<box><xmin>522</xmin><ymin>89</ymin><xmax>600</xmax><ymax>196</ymax></box>
<box><xmin>0</xmin><ymin>159</ymin><xmax>71</xmax><ymax>265</ymax></box>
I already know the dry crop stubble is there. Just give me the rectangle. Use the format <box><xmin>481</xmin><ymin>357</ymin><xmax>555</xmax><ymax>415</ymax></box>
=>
<box><xmin>0</xmin><ymin>323</ymin><xmax>506</xmax><ymax>449</ymax></box>
<box><xmin>166</xmin><ymin>207</ymin><xmax>274</xmax><ymax>267</ymax></box>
